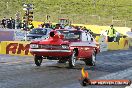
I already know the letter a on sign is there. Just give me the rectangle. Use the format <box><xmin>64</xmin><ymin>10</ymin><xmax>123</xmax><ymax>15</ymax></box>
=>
<box><xmin>6</xmin><ymin>43</ymin><xmax>18</xmax><ymax>54</ymax></box>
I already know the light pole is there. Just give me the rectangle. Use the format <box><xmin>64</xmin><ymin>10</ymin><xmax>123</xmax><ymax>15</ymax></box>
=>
<box><xmin>59</xmin><ymin>5</ymin><xmax>62</xmax><ymax>18</ymax></box>
<box><xmin>6</xmin><ymin>2</ymin><xmax>9</xmax><ymax>9</ymax></box>
<box><xmin>93</xmin><ymin>0</ymin><xmax>96</xmax><ymax>14</ymax></box>
<box><xmin>59</xmin><ymin>5</ymin><xmax>62</xmax><ymax>14</ymax></box>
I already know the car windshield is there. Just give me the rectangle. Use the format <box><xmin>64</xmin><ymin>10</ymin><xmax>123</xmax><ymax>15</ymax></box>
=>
<box><xmin>29</xmin><ymin>28</ymin><xmax>47</xmax><ymax>35</ymax></box>
<box><xmin>57</xmin><ymin>30</ymin><xmax>81</xmax><ymax>41</ymax></box>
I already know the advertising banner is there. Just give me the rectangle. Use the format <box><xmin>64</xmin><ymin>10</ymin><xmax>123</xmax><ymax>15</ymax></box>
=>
<box><xmin>6</xmin><ymin>42</ymin><xmax>31</xmax><ymax>56</ymax></box>
<box><xmin>0</xmin><ymin>41</ymin><xmax>31</xmax><ymax>56</ymax></box>
<box><xmin>0</xmin><ymin>30</ymin><xmax>14</xmax><ymax>42</ymax></box>
<box><xmin>14</xmin><ymin>30</ymin><xmax>26</xmax><ymax>41</ymax></box>
<box><xmin>0</xmin><ymin>29</ymin><xmax>26</xmax><ymax>41</ymax></box>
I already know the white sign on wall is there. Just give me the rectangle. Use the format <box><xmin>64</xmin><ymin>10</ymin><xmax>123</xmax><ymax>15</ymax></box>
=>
<box><xmin>14</xmin><ymin>30</ymin><xmax>26</xmax><ymax>41</ymax></box>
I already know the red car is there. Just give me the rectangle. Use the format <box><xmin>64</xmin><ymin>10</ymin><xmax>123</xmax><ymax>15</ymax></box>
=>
<box><xmin>29</xmin><ymin>29</ymin><xmax>100</xmax><ymax>68</ymax></box>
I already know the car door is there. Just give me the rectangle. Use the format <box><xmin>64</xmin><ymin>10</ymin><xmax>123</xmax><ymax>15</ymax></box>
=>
<box><xmin>77</xmin><ymin>32</ymin><xmax>92</xmax><ymax>58</ymax></box>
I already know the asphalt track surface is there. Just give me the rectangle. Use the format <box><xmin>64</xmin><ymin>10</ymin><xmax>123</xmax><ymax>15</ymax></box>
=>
<box><xmin>0</xmin><ymin>49</ymin><xmax>132</xmax><ymax>88</ymax></box>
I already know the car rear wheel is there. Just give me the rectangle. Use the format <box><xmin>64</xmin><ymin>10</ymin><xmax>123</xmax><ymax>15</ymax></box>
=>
<box><xmin>69</xmin><ymin>51</ymin><xmax>77</xmax><ymax>68</ymax></box>
<box><xmin>34</xmin><ymin>55</ymin><xmax>43</xmax><ymax>66</ymax></box>
<box><xmin>85</xmin><ymin>52</ymin><xmax>96</xmax><ymax>66</ymax></box>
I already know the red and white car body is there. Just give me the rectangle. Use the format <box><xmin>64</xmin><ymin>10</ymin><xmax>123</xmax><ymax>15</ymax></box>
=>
<box><xmin>29</xmin><ymin>29</ymin><xmax>100</xmax><ymax>67</ymax></box>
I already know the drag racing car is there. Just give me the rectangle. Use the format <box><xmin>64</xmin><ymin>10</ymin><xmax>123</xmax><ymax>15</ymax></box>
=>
<box><xmin>29</xmin><ymin>29</ymin><xmax>100</xmax><ymax>68</ymax></box>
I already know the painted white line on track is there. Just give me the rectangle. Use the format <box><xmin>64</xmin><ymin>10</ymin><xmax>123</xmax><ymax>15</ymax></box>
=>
<box><xmin>97</xmin><ymin>67</ymin><xmax>132</xmax><ymax>80</ymax></box>
<box><xmin>125</xmin><ymin>84</ymin><xmax>132</xmax><ymax>88</ymax></box>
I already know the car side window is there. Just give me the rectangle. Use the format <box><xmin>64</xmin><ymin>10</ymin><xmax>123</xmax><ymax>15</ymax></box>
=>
<box><xmin>87</xmin><ymin>33</ymin><xmax>94</xmax><ymax>42</ymax></box>
<box><xmin>82</xmin><ymin>32</ymin><xmax>88</xmax><ymax>41</ymax></box>
<box><xmin>87</xmin><ymin>33</ymin><xmax>91</xmax><ymax>42</ymax></box>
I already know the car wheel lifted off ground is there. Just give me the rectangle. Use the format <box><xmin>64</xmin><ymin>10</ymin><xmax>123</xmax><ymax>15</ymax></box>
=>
<box><xmin>34</xmin><ymin>55</ymin><xmax>43</xmax><ymax>66</ymax></box>
<box><xmin>85</xmin><ymin>52</ymin><xmax>96</xmax><ymax>66</ymax></box>
<box><xmin>69</xmin><ymin>50</ymin><xmax>77</xmax><ymax>68</ymax></box>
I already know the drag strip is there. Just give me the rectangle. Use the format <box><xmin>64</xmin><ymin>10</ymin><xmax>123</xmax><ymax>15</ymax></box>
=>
<box><xmin>0</xmin><ymin>49</ymin><xmax>132</xmax><ymax>88</ymax></box>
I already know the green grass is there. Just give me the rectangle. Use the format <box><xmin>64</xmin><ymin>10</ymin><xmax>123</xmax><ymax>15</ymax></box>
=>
<box><xmin>0</xmin><ymin>0</ymin><xmax>132</xmax><ymax>27</ymax></box>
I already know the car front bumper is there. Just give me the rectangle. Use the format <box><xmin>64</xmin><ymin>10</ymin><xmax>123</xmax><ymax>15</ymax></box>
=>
<box><xmin>29</xmin><ymin>49</ymin><xmax>72</xmax><ymax>57</ymax></box>
<box><xmin>29</xmin><ymin>49</ymin><xmax>71</xmax><ymax>52</ymax></box>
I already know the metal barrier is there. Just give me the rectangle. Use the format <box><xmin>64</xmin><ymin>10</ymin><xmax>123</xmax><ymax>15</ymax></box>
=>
<box><xmin>95</xmin><ymin>36</ymin><xmax>130</xmax><ymax>51</ymax></box>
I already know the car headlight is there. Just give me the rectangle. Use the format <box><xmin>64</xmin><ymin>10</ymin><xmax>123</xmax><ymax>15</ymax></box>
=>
<box><xmin>61</xmin><ymin>45</ymin><xmax>69</xmax><ymax>49</ymax></box>
<box><xmin>30</xmin><ymin>44</ymin><xmax>39</xmax><ymax>48</ymax></box>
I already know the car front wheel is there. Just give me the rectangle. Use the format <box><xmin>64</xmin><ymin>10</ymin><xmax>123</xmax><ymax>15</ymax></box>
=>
<box><xmin>69</xmin><ymin>51</ymin><xmax>77</xmax><ymax>68</ymax></box>
<box><xmin>34</xmin><ymin>55</ymin><xmax>43</xmax><ymax>66</ymax></box>
<box><xmin>85</xmin><ymin>52</ymin><xmax>96</xmax><ymax>66</ymax></box>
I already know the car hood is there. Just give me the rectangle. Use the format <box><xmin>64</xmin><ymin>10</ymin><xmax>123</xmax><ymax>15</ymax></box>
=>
<box><xmin>31</xmin><ymin>35</ymin><xmax>69</xmax><ymax>45</ymax></box>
